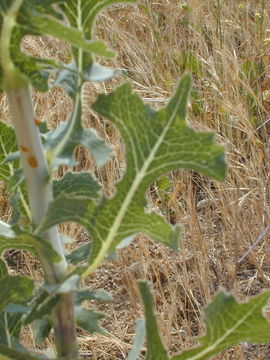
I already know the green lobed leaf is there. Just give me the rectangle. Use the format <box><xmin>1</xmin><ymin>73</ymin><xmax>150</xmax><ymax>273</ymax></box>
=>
<box><xmin>24</xmin><ymin>289</ymin><xmax>60</xmax><ymax>326</ymax></box>
<box><xmin>27</xmin><ymin>14</ymin><xmax>114</xmax><ymax>58</ymax></box>
<box><xmin>75</xmin><ymin>306</ymin><xmax>106</xmax><ymax>335</ymax></box>
<box><xmin>81</xmin><ymin>74</ymin><xmax>226</xmax><ymax>277</ymax></box>
<box><xmin>0</xmin><ymin>121</ymin><xmax>18</xmax><ymax>184</ymax></box>
<box><xmin>0</xmin><ymin>221</ymin><xmax>61</xmax><ymax>263</ymax></box>
<box><xmin>139</xmin><ymin>283</ymin><xmax>270</xmax><ymax>360</ymax></box>
<box><xmin>172</xmin><ymin>291</ymin><xmax>270</xmax><ymax>360</ymax></box>
<box><xmin>138</xmin><ymin>282</ymin><xmax>169</xmax><ymax>360</ymax></box>
<box><xmin>0</xmin><ymin>276</ymin><xmax>34</xmax><ymax>312</ymax></box>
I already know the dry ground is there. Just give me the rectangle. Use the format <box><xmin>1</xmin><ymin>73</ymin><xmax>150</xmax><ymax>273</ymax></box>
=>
<box><xmin>1</xmin><ymin>0</ymin><xmax>270</xmax><ymax>359</ymax></box>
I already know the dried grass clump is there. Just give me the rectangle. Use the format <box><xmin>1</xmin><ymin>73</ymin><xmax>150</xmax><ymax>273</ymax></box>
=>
<box><xmin>1</xmin><ymin>0</ymin><xmax>270</xmax><ymax>359</ymax></box>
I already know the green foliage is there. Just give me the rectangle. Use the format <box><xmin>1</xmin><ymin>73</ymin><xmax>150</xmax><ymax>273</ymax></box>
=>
<box><xmin>1</xmin><ymin>0</ymin><xmax>268</xmax><ymax>359</ymax></box>
<box><xmin>140</xmin><ymin>282</ymin><xmax>270</xmax><ymax>360</ymax></box>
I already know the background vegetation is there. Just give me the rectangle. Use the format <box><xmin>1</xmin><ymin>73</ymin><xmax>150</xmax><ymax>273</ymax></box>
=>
<box><xmin>1</xmin><ymin>0</ymin><xmax>270</xmax><ymax>358</ymax></box>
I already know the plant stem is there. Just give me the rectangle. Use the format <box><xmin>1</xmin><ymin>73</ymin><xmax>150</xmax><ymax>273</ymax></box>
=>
<box><xmin>1</xmin><ymin>2</ymin><xmax>78</xmax><ymax>358</ymax></box>
<box><xmin>7</xmin><ymin>84</ymin><xmax>78</xmax><ymax>360</ymax></box>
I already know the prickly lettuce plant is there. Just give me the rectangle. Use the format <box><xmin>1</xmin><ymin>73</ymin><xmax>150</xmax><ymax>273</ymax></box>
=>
<box><xmin>0</xmin><ymin>1</ymin><xmax>269</xmax><ymax>359</ymax></box>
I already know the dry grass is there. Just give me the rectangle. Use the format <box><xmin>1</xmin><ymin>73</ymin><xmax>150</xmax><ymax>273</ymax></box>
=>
<box><xmin>1</xmin><ymin>0</ymin><xmax>270</xmax><ymax>359</ymax></box>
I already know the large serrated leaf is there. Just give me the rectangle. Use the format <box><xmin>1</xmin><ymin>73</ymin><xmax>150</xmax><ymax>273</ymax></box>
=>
<box><xmin>172</xmin><ymin>291</ymin><xmax>270</xmax><ymax>360</ymax></box>
<box><xmin>0</xmin><ymin>276</ymin><xmax>34</xmax><ymax>312</ymax></box>
<box><xmin>81</xmin><ymin>74</ymin><xmax>226</xmax><ymax>277</ymax></box>
<box><xmin>0</xmin><ymin>220</ymin><xmax>61</xmax><ymax>263</ymax></box>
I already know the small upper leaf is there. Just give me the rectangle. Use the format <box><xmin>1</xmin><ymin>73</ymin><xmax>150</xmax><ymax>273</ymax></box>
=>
<box><xmin>0</xmin><ymin>0</ymin><xmax>116</xmax><ymax>91</ymax></box>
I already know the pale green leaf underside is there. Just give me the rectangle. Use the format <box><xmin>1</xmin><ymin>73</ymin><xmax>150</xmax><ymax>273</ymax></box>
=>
<box><xmin>126</xmin><ymin>319</ymin><xmax>146</xmax><ymax>360</ymax></box>
<box><xmin>46</xmin><ymin>122</ymin><xmax>112</xmax><ymax>169</ymax></box>
<box><xmin>54</xmin><ymin>62</ymin><xmax>117</xmax><ymax>98</ymax></box>
<box><xmin>81</xmin><ymin>74</ymin><xmax>226</xmax><ymax>276</ymax></box>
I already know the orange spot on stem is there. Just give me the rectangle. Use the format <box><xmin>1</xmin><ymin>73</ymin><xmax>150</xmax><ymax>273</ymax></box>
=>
<box><xmin>20</xmin><ymin>145</ymin><xmax>29</xmax><ymax>152</ymax></box>
<box><xmin>28</xmin><ymin>156</ymin><xmax>38</xmax><ymax>168</ymax></box>
<box><xmin>35</xmin><ymin>118</ymin><xmax>41</xmax><ymax>126</ymax></box>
